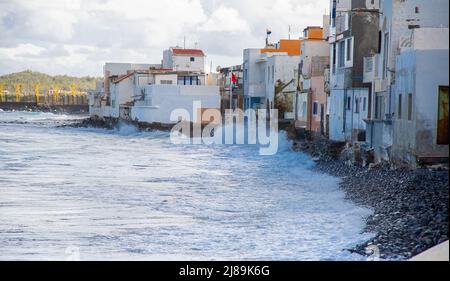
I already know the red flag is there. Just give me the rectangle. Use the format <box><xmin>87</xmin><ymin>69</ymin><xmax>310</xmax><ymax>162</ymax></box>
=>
<box><xmin>231</xmin><ymin>73</ymin><xmax>237</xmax><ymax>84</ymax></box>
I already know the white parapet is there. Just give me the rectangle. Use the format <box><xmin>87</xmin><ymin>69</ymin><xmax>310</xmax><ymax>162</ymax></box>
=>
<box><xmin>410</xmin><ymin>241</ymin><xmax>449</xmax><ymax>261</ymax></box>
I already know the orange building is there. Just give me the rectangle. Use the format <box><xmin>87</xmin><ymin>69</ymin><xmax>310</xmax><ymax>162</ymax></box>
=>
<box><xmin>303</xmin><ymin>26</ymin><xmax>323</xmax><ymax>40</ymax></box>
<box><xmin>261</xmin><ymin>39</ymin><xmax>303</xmax><ymax>56</ymax></box>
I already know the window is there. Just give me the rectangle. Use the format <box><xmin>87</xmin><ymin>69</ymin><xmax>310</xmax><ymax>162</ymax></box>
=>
<box><xmin>398</xmin><ymin>94</ymin><xmax>402</xmax><ymax>119</ymax></box>
<box><xmin>415</xmin><ymin>6</ymin><xmax>419</xmax><ymax>14</ymax></box>
<box><xmin>375</xmin><ymin>95</ymin><xmax>385</xmax><ymax>119</ymax></box>
<box><xmin>190</xmin><ymin>57</ymin><xmax>195</xmax><ymax>62</ymax></box>
<box><xmin>383</xmin><ymin>33</ymin><xmax>389</xmax><ymax>79</ymax></box>
<box><xmin>408</xmin><ymin>93</ymin><xmax>413</xmax><ymax>120</ymax></box>
<box><xmin>302</xmin><ymin>102</ymin><xmax>307</xmax><ymax>117</ymax></box>
<box><xmin>244</xmin><ymin>69</ymin><xmax>248</xmax><ymax>81</ymax></box>
<box><xmin>160</xmin><ymin>80</ymin><xmax>173</xmax><ymax>85</ymax></box>
<box><xmin>347</xmin><ymin>96</ymin><xmax>351</xmax><ymax>110</ymax></box>
<box><xmin>313</xmin><ymin>102</ymin><xmax>318</xmax><ymax>116</ymax></box>
<box><xmin>332</xmin><ymin>43</ymin><xmax>336</xmax><ymax>73</ymax></box>
<box><xmin>346</xmin><ymin>38</ymin><xmax>352</xmax><ymax>61</ymax></box>
<box><xmin>363</xmin><ymin>97</ymin><xmax>367</xmax><ymax>111</ymax></box>
<box><xmin>178</xmin><ymin>76</ymin><xmax>199</xmax><ymax>85</ymax></box>
<box><xmin>377</xmin><ymin>31</ymin><xmax>382</xmax><ymax>53</ymax></box>
<box><xmin>338</xmin><ymin>40</ymin><xmax>345</xmax><ymax>67</ymax></box>
<box><xmin>112</xmin><ymin>99</ymin><xmax>115</xmax><ymax>108</ymax></box>
<box><xmin>331</xmin><ymin>0</ymin><xmax>336</xmax><ymax>28</ymax></box>
<box><xmin>355</xmin><ymin>97</ymin><xmax>360</xmax><ymax>113</ymax></box>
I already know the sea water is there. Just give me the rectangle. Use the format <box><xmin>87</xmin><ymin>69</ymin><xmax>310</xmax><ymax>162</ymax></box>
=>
<box><xmin>0</xmin><ymin>111</ymin><xmax>373</xmax><ymax>260</ymax></box>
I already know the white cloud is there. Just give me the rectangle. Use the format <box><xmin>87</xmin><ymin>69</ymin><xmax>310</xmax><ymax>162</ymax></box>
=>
<box><xmin>0</xmin><ymin>0</ymin><xmax>329</xmax><ymax>76</ymax></box>
<box><xmin>199</xmin><ymin>6</ymin><xmax>250</xmax><ymax>34</ymax></box>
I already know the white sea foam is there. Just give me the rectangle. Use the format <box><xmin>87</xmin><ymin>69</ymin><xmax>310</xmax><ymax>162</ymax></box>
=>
<box><xmin>0</xmin><ymin>112</ymin><xmax>374</xmax><ymax>261</ymax></box>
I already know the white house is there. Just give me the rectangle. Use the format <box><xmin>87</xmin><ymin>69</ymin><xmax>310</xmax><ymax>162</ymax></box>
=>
<box><xmin>163</xmin><ymin>47</ymin><xmax>205</xmax><ymax>73</ymax></box>
<box><xmin>243</xmin><ymin>48</ymin><xmax>300</xmax><ymax>117</ymax></box>
<box><xmin>391</xmin><ymin>27</ymin><xmax>449</xmax><ymax>166</ymax></box>
<box><xmin>364</xmin><ymin>0</ymin><xmax>450</xmax><ymax>162</ymax></box>
<box><xmin>119</xmin><ymin>47</ymin><xmax>220</xmax><ymax>125</ymax></box>
<box><xmin>131</xmin><ymin>84</ymin><xmax>220</xmax><ymax>124</ymax></box>
<box><xmin>243</xmin><ymin>48</ymin><xmax>266</xmax><ymax>110</ymax></box>
<box><xmin>109</xmin><ymin>70</ymin><xmax>180</xmax><ymax>119</ymax></box>
<box><xmin>90</xmin><ymin>62</ymin><xmax>160</xmax><ymax>119</ymax></box>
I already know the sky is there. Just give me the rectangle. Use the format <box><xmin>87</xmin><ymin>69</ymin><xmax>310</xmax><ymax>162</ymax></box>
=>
<box><xmin>0</xmin><ymin>0</ymin><xmax>329</xmax><ymax>77</ymax></box>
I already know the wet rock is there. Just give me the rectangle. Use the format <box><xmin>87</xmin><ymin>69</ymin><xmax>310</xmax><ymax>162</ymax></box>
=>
<box><xmin>304</xmin><ymin>146</ymin><xmax>448</xmax><ymax>260</ymax></box>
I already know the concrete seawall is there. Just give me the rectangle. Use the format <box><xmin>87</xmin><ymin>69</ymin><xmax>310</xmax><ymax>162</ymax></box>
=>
<box><xmin>0</xmin><ymin>102</ymin><xmax>89</xmax><ymax>114</ymax></box>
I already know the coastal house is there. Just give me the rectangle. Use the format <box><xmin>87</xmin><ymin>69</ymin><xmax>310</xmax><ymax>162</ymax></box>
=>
<box><xmin>130</xmin><ymin>83</ymin><xmax>220</xmax><ymax>125</ymax></box>
<box><xmin>363</xmin><ymin>0</ymin><xmax>450</xmax><ymax>163</ymax></box>
<box><xmin>327</xmin><ymin>0</ymin><xmax>380</xmax><ymax>142</ymax></box>
<box><xmin>89</xmin><ymin>47</ymin><xmax>220</xmax><ymax>126</ymax></box>
<box><xmin>110</xmin><ymin>69</ymin><xmax>176</xmax><ymax>120</ymax></box>
<box><xmin>89</xmin><ymin>62</ymin><xmax>158</xmax><ymax>119</ymax></box>
<box><xmin>130</xmin><ymin>48</ymin><xmax>220</xmax><ymax>125</ymax></box>
<box><xmin>295</xmin><ymin>25</ymin><xmax>330</xmax><ymax>138</ymax></box>
<box><xmin>243</xmin><ymin>38</ymin><xmax>302</xmax><ymax>118</ymax></box>
<box><xmin>391</xmin><ymin>27</ymin><xmax>449</xmax><ymax>166</ymax></box>
<box><xmin>162</xmin><ymin>47</ymin><xmax>205</xmax><ymax>73</ymax></box>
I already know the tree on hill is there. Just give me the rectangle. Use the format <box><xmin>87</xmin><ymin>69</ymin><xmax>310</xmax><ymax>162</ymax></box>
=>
<box><xmin>0</xmin><ymin>70</ymin><xmax>101</xmax><ymax>95</ymax></box>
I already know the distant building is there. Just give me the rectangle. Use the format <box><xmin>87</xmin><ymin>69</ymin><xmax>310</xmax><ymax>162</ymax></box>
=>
<box><xmin>218</xmin><ymin>65</ymin><xmax>244</xmax><ymax>112</ymax></box>
<box><xmin>295</xmin><ymin>25</ymin><xmax>330</xmax><ymax>138</ymax></box>
<box><xmin>243</xmin><ymin>39</ymin><xmax>302</xmax><ymax>118</ymax></box>
<box><xmin>90</xmin><ymin>48</ymin><xmax>220</xmax><ymax>126</ymax></box>
<box><xmin>162</xmin><ymin>47</ymin><xmax>205</xmax><ymax>73</ymax></box>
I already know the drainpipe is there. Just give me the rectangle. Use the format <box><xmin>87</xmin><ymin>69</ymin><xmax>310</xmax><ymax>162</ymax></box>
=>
<box><xmin>351</xmin><ymin>88</ymin><xmax>355</xmax><ymax>143</ymax></box>
<box><xmin>309</xmin><ymin>89</ymin><xmax>312</xmax><ymax>134</ymax></box>
<box><xmin>343</xmin><ymin>89</ymin><xmax>347</xmax><ymax>140</ymax></box>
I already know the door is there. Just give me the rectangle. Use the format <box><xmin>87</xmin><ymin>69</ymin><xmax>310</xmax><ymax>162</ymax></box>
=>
<box><xmin>437</xmin><ymin>86</ymin><xmax>449</xmax><ymax>145</ymax></box>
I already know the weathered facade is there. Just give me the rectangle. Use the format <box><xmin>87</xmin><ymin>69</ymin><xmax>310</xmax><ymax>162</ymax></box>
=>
<box><xmin>363</xmin><ymin>0</ymin><xmax>449</xmax><ymax>165</ymax></box>
<box><xmin>328</xmin><ymin>0</ymin><xmax>380</xmax><ymax>142</ymax></box>
<box><xmin>218</xmin><ymin>65</ymin><xmax>244</xmax><ymax>113</ymax></box>
<box><xmin>295</xmin><ymin>26</ymin><xmax>330</xmax><ymax>137</ymax></box>
<box><xmin>391</xmin><ymin>28</ymin><xmax>449</xmax><ymax>166</ymax></box>
<box><xmin>243</xmin><ymin>39</ymin><xmax>302</xmax><ymax>116</ymax></box>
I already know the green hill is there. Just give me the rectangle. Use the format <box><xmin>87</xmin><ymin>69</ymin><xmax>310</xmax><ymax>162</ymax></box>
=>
<box><xmin>0</xmin><ymin>70</ymin><xmax>101</xmax><ymax>94</ymax></box>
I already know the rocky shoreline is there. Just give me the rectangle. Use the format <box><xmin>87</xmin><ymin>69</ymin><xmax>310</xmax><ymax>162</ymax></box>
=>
<box><xmin>0</xmin><ymin>104</ymin><xmax>88</xmax><ymax>114</ymax></box>
<box><xmin>294</xmin><ymin>139</ymin><xmax>449</xmax><ymax>260</ymax></box>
